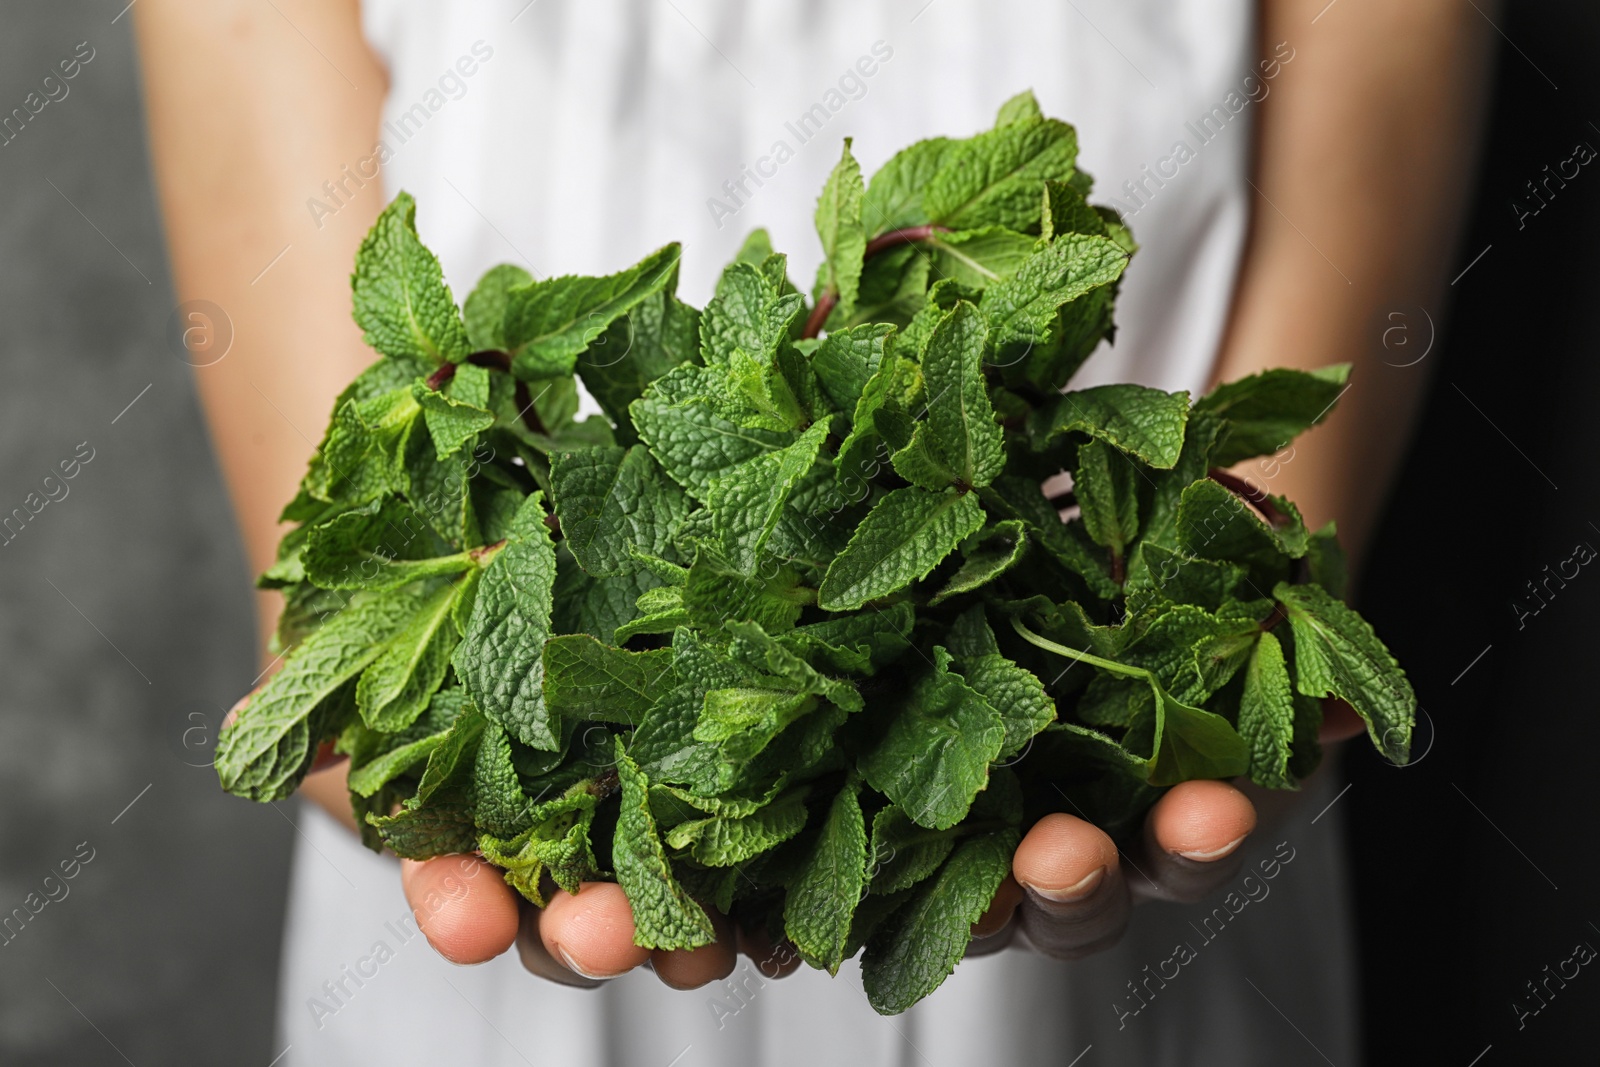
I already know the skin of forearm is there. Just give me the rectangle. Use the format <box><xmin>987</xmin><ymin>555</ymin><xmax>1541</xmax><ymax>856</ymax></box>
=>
<box><xmin>136</xmin><ymin>0</ymin><xmax>387</xmax><ymax>830</ymax></box>
<box><xmin>1215</xmin><ymin>0</ymin><xmax>1496</xmax><ymax>571</ymax></box>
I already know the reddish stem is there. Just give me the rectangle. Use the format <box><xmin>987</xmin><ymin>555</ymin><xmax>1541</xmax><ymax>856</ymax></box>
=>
<box><xmin>467</xmin><ymin>350</ymin><xmax>513</xmax><ymax>372</ymax></box>
<box><xmin>424</xmin><ymin>362</ymin><xmax>457</xmax><ymax>391</ymax></box>
<box><xmin>800</xmin><ymin>225</ymin><xmax>953</xmax><ymax>340</ymax></box>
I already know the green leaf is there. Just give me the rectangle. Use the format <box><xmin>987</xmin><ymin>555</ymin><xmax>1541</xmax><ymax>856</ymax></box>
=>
<box><xmin>1074</xmin><ymin>438</ymin><xmax>1140</xmax><ymax>556</ymax></box>
<box><xmin>542</xmin><ymin>635</ymin><xmax>674</xmax><ymax>725</ymax></box>
<box><xmin>925</xmin><ymin>117</ymin><xmax>1080</xmax><ymax>232</ymax></box>
<box><xmin>708</xmin><ymin>420</ymin><xmax>830</xmax><ymax>574</ymax></box>
<box><xmin>577</xmin><ymin>289</ymin><xmax>701</xmax><ymax>440</ymax></box>
<box><xmin>345</xmin><ymin>720</ymin><xmax>453</xmax><ymax>798</ymax></box>
<box><xmin>1040</xmin><ymin>178</ymin><xmax>1108</xmax><ymax>242</ymax></box>
<box><xmin>1274</xmin><ymin>582</ymin><xmax>1414</xmax><ymax>764</ymax></box>
<box><xmin>922</xmin><ymin>302</ymin><xmax>1004</xmax><ymax>487</ymax></box>
<box><xmin>412</xmin><ymin>691</ymin><xmax>485</xmax><ymax>806</ymax></box>
<box><xmin>994</xmin><ymin>89</ymin><xmax>1043</xmax><ymax>127</ymax></box>
<box><xmin>453</xmin><ymin>494</ymin><xmax>561</xmax><ymax>749</ymax></box>
<box><xmin>413</xmin><ymin>376</ymin><xmax>495</xmax><ymax>461</ymax></box>
<box><xmin>818</xmin><ymin>488</ymin><xmax>986</xmax><ymax>610</ymax></box>
<box><xmin>957</xmin><ymin>652</ymin><xmax>1056</xmax><ymax>760</ymax></box>
<box><xmin>632</xmin><ymin>372</ymin><xmax>799</xmax><ymax>502</ymax></box>
<box><xmin>1029</xmin><ymin>383</ymin><xmax>1190</xmax><ymax>469</ymax></box>
<box><xmin>665</xmin><ymin>786</ymin><xmax>809</xmax><ymax>867</ymax></box>
<box><xmin>861</xmin><ymin>649</ymin><xmax>1006</xmax><ymax>830</ymax></box>
<box><xmin>979</xmin><ymin>234</ymin><xmax>1127</xmax><ymax>363</ymax></box>
<box><xmin>612</xmin><ymin>739</ymin><xmax>717</xmax><ymax>950</ymax></box>
<box><xmin>1239</xmin><ymin>630</ymin><xmax>1294</xmax><ymax>789</ymax></box>
<box><xmin>785</xmin><ymin>781</ymin><xmax>868</xmax><ymax>974</ymax></box>
<box><xmin>861</xmin><ymin>828</ymin><xmax>1019</xmax><ymax>1015</ymax></box>
<box><xmin>810</xmin><ymin>322</ymin><xmax>893</xmax><ymax>412</ymax></box>
<box><xmin>1011</xmin><ymin>617</ymin><xmax>1248</xmax><ymax>785</ymax></box>
<box><xmin>355</xmin><ymin>578</ymin><xmax>461</xmax><ymax>732</ymax></box>
<box><xmin>700</xmin><ymin>260</ymin><xmax>805</xmax><ymax>371</ymax></box>
<box><xmin>302</xmin><ymin>500</ymin><xmax>472</xmax><ymax>591</ymax></box>
<box><xmin>867</xmin><ymin>805</ymin><xmax>956</xmax><ymax>896</ymax></box>
<box><xmin>814</xmin><ymin>139</ymin><xmax>868</xmax><ymax>321</ymax></box>
<box><xmin>474</xmin><ymin>719</ymin><xmax>531</xmax><ymax>837</ymax></box>
<box><xmin>862</xmin><ymin>137</ymin><xmax>958</xmax><ymax>236</ymax></box>
<box><xmin>463</xmin><ymin>263</ymin><xmax>532</xmax><ymax>351</ymax></box>
<box><xmin>550</xmin><ymin>445</ymin><xmax>688</xmax><ymax>576</ymax></box>
<box><xmin>928</xmin><ymin>520</ymin><xmax>1028</xmax><ymax>605</ymax></box>
<box><xmin>1177</xmin><ymin>479</ymin><xmax>1309</xmax><ymax>566</ymax></box>
<box><xmin>1197</xmin><ymin>365</ymin><xmax>1351</xmax><ymax>466</ymax></box>
<box><xmin>925</xmin><ymin>227</ymin><xmax>1037</xmax><ymax>289</ymax></box>
<box><xmin>217</xmin><ymin>586</ymin><xmax>430</xmax><ymax>801</ymax></box>
<box><xmin>351</xmin><ymin>192</ymin><xmax>469</xmax><ymax>366</ymax></box>
<box><xmin>504</xmin><ymin>244</ymin><xmax>682</xmax><ymax>380</ymax></box>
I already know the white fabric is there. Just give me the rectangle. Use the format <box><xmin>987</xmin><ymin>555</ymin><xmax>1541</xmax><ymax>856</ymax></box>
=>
<box><xmin>277</xmin><ymin>2</ymin><xmax>1360</xmax><ymax>1063</ymax></box>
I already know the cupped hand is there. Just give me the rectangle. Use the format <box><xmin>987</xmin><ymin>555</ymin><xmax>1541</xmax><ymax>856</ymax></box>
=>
<box><xmin>395</xmin><ymin>702</ymin><xmax>1365</xmax><ymax>985</ymax></box>
<box><xmin>398</xmin><ymin>857</ymin><xmax>798</xmax><ymax>989</ymax></box>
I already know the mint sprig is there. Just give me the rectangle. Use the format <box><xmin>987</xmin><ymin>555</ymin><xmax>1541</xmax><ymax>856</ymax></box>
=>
<box><xmin>218</xmin><ymin>90</ymin><xmax>1415</xmax><ymax>1015</ymax></box>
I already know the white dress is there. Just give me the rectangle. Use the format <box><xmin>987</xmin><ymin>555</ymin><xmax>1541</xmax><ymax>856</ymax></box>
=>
<box><xmin>278</xmin><ymin>2</ymin><xmax>1360</xmax><ymax>1063</ymax></box>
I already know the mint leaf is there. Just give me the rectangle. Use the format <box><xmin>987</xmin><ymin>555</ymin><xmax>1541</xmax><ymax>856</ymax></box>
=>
<box><xmin>785</xmin><ymin>781</ymin><xmax>868</xmax><ymax>974</ymax></box>
<box><xmin>453</xmin><ymin>494</ymin><xmax>560</xmax><ymax>749</ymax></box>
<box><xmin>929</xmin><ymin>520</ymin><xmax>1028</xmax><ymax>605</ymax></box>
<box><xmin>1029</xmin><ymin>383</ymin><xmax>1190</xmax><ymax>469</ymax></box>
<box><xmin>463</xmin><ymin>264</ymin><xmax>532</xmax><ymax>351</ymax></box>
<box><xmin>922</xmin><ymin>301</ymin><xmax>1003</xmax><ymax>487</ymax></box>
<box><xmin>925</xmin><ymin>227</ymin><xmax>1036</xmax><ymax>289</ymax></box>
<box><xmin>541</xmin><ymin>635</ymin><xmax>673</xmax><ymax>725</ymax></box>
<box><xmin>1040</xmin><ymin>178</ymin><xmax>1108</xmax><ymax>241</ymax></box>
<box><xmin>862</xmin><ymin>649</ymin><xmax>1005</xmax><ymax>830</ymax></box>
<box><xmin>413</xmin><ymin>376</ymin><xmax>495</xmax><ymax>461</ymax></box>
<box><xmin>302</xmin><ymin>500</ymin><xmax>473</xmax><ymax>591</ymax></box>
<box><xmin>862</xmin><ymin>138</ymin><xmax>958</xmax><ymax>236</ymax></box>
<box><xmin>578</xmin><ymin>289</ymin><xmax>701</xmax><ymax>439</ymax></box>
<box><xmin>1074</xmin><ymin>438</ymin><xmax>1140</xmax><ymax>557</ymax></box>
<box><xmin>1239</xmin><ymin>630</ymin><xmax>1294</xmax><ymax>789</ymax></box>
<box><xmin>925</xmin><ymin>117</ymin><xmax>1079</xmax><ymax>232</ymax></box>
<box><xmin>811</xmin><ymin>322</ymin><xmax>893</xmax><ymax>412</ymax></box>
<box><xmin>819</xmin><ymin>487</ymin><xmax>986</xmax><ymax>610</ymax></box>
<box><xmin>708</xmin><ymin>420</ymin><xmax>830</xmax><ymax>573</ymax></box>
<box><xmin>979</xmin><ymin>234</ymin><xmax>1127</xmax><ymax>367</ymax></box>
<box><xmin>1197</xmin><ymin>364</ymin><xmax>1351</xmax><ymax>466</ymax></box>
<box><xmin>612</xmin><ymin>739</ymin><xmax>717</xmax><ymax>950</ymax></box>
<box><xmin>355</xmin><ymin>578</ymin><xmax>461</xmax><ymax>731</ymax></box>
<box><xmin>956</xmin><ymin>652</ymin><xmax>1055</xmax><ymax>760</ymax></box>
<box><xmin>504</xmin><ymin>244</ymin><xmax>682</xmax><ymax>380</ymax></box>
<box><xmin>217</xmin><ymin>586</ymin><xmax>430</xmax><ymax>800</ymax></box>
<box><xmin>814</xmin><ymin>139</ymin><xmax>868</xmax><ymax>322</ymax></box>
<box><xmin>1177</xmin><ymin>479</ymin><xmax>1308</xmax><ymax>566</ymax></box>
<box><xmin>352</xmin><ymin>192</ymin><xmax>469</xmax><ymax>367</ymax></box>
<box><xmin>994</xmin><ymin>89</ymin><xmax>1043</xmax><ymax>127</ymax></box>
<box><xmin>550</xmin><ymin>445</ymin><xmax>688</xmax><ymax>576</ymax></box>
<box><xmin>665</xmin><ymin>786</ymin><xmax>808</xmax><ymax>867</ymax></box>
<box><xmin>861</xmin><ymin>828</ymin><xmax>1019</xmax><ymax>1014</ymax></box>
<box><xmin>868</xmin><ymin>805</ymin><xmax>956</xmax><ymax>896</ymax></box>
<box><xmin>1274</xmin><ymin>581</ymin><xmax>1414</xmax><ymax>764</ymax></box>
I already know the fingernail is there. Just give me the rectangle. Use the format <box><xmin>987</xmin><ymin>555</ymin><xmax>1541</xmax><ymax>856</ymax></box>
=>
<box><xmin>1023</xmin><ymin>865</ymin><xmax>1105</xmax><ymax>904</ymax></box>
<box><xmin>1176</xmin><ymin>834</ymin><xmax>1246</xmax><ymax>862</ymax></box>
<box><xmin>557</xmin><ymin>945</ymin><xmax>615</xmax><ymax>982</ymax></box>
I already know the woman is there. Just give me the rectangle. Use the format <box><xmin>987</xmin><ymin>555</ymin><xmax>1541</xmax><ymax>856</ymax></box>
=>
<box><xmin>135</xmin><ymin>1</ymin><xmax>1488</xmax><ymax>1062</ymax></box>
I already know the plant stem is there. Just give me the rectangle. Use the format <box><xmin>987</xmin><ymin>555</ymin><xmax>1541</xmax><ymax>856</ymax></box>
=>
<box><xmin>800</xmin><ymin>225</ymin><xmax>953</xmax><ymax>340</ymax></box>
<box><xmin>424</xmin><ymin>362</ymin><xmax>457</xmax><ymax>390</ymax></box>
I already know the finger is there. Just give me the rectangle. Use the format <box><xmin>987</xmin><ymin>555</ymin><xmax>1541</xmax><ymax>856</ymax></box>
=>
<box><xmin>1129</xmin><ymin>779</ymin><xmax>1257</xmax><ymax>904</ymax></box>
<box><xmin>516</xmin><ymin>906</ymin><xmax>606</xmax><ymax>989</ymax></box>
<box><xmin>736</xmin><ymin>925</ymin><xmax>802</xmax><ymax>980</ymax></box>
<box><xmin>1011</xmin><ymin>813</ymin><xmax>1130</xmax><ymax>960</ymax></box>
<box><xmin>539</xmin><ymin>882</ymin><xmax>651</xmax><ymax>981</ymax></box>
<box><xmin>651</xmin><ymin>910</ymin><xmax>737</xmax><ymax>990</ymax></box>
<box><xmin>400</xmin><ymin>855</ymin><xmax>518</xmax><ymax>965</ymax></box>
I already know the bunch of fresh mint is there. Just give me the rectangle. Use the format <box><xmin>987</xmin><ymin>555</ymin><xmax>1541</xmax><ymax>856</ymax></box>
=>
<box><xmin>215</xmin><ymin>91</ymin><xmax>1413</xmax><ymax>1014</ymax></box>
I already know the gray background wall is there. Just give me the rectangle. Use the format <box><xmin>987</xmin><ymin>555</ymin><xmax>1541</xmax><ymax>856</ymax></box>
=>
<box><xmin>0</xmin><ymin>3</ymin><xmax>291</xmax><ymax>1063</ymax></box>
